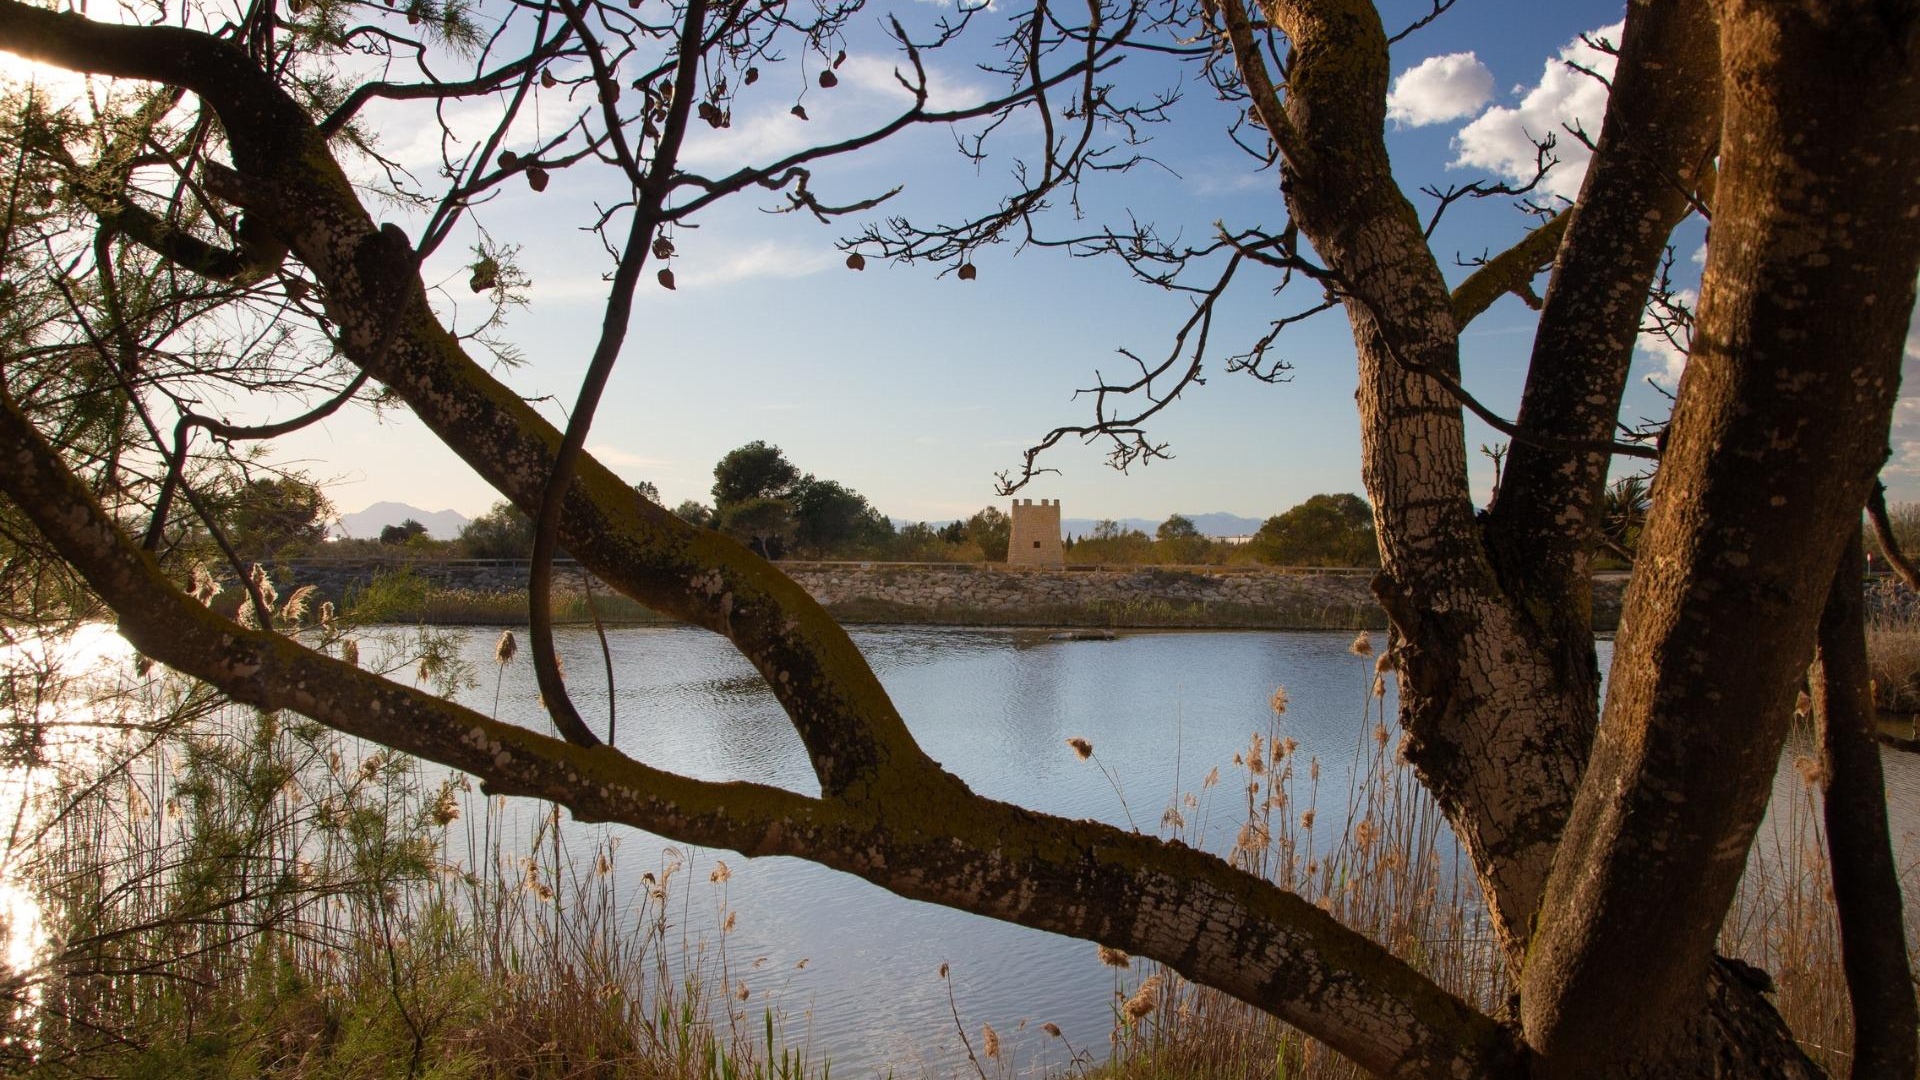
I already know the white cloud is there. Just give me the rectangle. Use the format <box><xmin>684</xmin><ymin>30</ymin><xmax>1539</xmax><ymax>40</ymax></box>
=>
<box><xmin>691</xmin><ymin>239</ymin><xmax>835</xmax><ymax>287</ymax></box>
<box><xmin>1906</xmin><ymin>296</ymin><xmax>1919</xmax><ymax>360</ymax></box>
<box><xmin>835</xmin><ymin>55</ymin><xmax>985</xmax><ymax>112</ymax></box>
<box><xmin>1386</xmin><ymin>52</ymin><xmax>1494</xmax><ymax>127</ymax></box>
<box><xmin>1634</xmin><ymin>286</ymin><xmax>1695</xmax><ymax>386</ymax></box>
<box><xmin>678</xmin><ymin>53</ymin><xmax>982</xmax><ymax>171</ymax></box>
<box><xmin>586</xmin><ymin>445</ymin><xmax>673</xmax><ymax>469</ymax></box>
<box><xmin>1887</xmin><ymin>400</ymin><xmax>1920</xmax><ymax>483</ymax></box>
<box><xmin>1454</xmin><ymin>23</ymin><xmax>1621</xmax><ymax>201</ymax></box>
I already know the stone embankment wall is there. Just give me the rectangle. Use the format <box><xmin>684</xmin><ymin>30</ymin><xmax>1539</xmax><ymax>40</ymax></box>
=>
<box><xmin>272</xmin><ymin>558</ymin><xmax>1630</xmax><ymax>631</ymax></box>
<box><xmin>784</xmin><ymin>563</ymin><xmax>1388</xmax><ymax>629</ymax></box>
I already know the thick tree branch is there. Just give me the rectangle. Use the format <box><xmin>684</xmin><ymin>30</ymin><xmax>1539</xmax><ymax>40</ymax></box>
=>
<box><xmin>0</xmin><ymin>386</ymin><xmax>1523</xmax><ymax>1080</ymax></box>
<box><xmin>1449</xmin><ymin>211</ymin><xmax>1566</xmax><ymax>329</ymax></box>
<box><xmin>1486</xmin><ymin>0</ymin><xmax>1719</xmax><ymax>637</ymax></box>
<box><xmin>1521</xmin><ymin>2</ymin><xmax>1920</xmax><ymax>1071</ymax></box>
<box><xmin>1814</xmin><ymin>522</ymin><xmax>1919</xmax><ymax>1079</ymax></box>
<box><xmin>1867</xmin><ymin>481</ymin><xmax>1920</xmax><ymax>589</ymax></box>
<box><xmin>1251</xmin><ymin>0</ymin><xmax>1599</xmax><ymax>965</ymax></box>
<box><xmin>90</xmin><ymin>196</ymin><xmax>285</xmax><ymax>283</ymax></box>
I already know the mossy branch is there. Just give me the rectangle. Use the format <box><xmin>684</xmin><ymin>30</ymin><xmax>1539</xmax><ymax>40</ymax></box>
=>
<box><xmin>0</xmin><ymin>385</ymin><xmax>1521</xmax><ymax>1078</ymax></box>
<box><xmin>1450</xmin><ymin>212</ymin><xmax>1568</xmax><ymax>330</ymax></box>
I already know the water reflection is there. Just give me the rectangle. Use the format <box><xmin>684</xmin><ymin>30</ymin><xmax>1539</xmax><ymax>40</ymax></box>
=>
<box><xmin>438</xmin><ymin>626</ymin><xmax>1920</xmax><ymax>1078</ymax></box>
<box><xmin>12</xmin><ymin>624</ymin><xmax>1914</xmax><ymax>1079</ymax></box>
<box><xmin>447</xmin><ymin>626</ymin><xmax>1405</xmax><ymax>1076</ymax></box>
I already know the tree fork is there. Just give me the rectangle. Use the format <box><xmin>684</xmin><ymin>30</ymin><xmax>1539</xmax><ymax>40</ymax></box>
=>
<box><xmin>1254</xmin><ymin>0</ymin><xmax>1599</xmax><ymax>964</ymax></box>
<box><xmin>1521</xmin><ymin>1</ymin><xmax>1920</xmax><ymax>1071</ymax></box>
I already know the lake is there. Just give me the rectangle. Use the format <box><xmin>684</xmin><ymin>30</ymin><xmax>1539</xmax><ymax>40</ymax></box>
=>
<box><xmin>424</xmin><ymin>624</ymin><xmax>1920</xmax><ymax>1078</ymax></box>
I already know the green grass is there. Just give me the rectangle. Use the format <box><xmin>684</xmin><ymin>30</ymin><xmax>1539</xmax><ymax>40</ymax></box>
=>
<box><xmin>343</xmin><ymin>569</ymin><xmax>673</xmax><ymax>626</ymax></box>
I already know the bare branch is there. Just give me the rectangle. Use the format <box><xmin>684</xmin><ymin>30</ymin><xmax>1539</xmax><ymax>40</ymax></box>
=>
<box><xmin>1386</xmin><ymin>0</ymin><xmax>1457</xmax><ymax>46</ymax></box>
<box><xmin>998</xmin><ymin>252</ymin><xmax>1242</xmax><ymax>494</ymax></box>
<box><xmin>0</xmin><ymin>382</ymin><xmax>1525</xmax><ymax>1080</ymax></box>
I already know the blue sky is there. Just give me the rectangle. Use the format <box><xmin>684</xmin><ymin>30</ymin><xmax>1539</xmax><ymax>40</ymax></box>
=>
<box><xmin>30</xmin><ymin>0</ymin><xmax>1911</xmax><ymax>524</ymax></box>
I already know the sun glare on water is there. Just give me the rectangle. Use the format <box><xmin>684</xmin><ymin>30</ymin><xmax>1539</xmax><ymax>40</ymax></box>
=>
<box><xmin>0</xmin><ymin>624</ymin><xmax>139</xmax><ymax>989</ymax></box>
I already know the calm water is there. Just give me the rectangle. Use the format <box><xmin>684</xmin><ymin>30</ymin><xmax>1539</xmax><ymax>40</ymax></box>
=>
<box><xmin>443</xmin><ymin>626</ymin><xmax>1399</xmax><ymax>1076</ymax></box>
<box><xmin>431</xmin><ymin>625</ymin><xmax>1920</xmax><ymax>1078</ymax></box>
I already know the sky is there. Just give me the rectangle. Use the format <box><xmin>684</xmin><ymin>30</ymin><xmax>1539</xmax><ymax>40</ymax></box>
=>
<box><xmin>14</xmin><ymin>1</ymin><xmax>1920</xmax><ymax>525</ymax></box>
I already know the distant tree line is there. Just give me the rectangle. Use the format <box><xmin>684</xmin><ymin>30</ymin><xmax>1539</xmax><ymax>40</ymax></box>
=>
<box><xmin>1064</xmin><ymin>495</ymin><xmax>1379</xmax><ymax>568</ymax></box>
<box><xmin>219</xmin><ymin>444</ymin><xmax>1401</xmax><ymax>569</ymax></box>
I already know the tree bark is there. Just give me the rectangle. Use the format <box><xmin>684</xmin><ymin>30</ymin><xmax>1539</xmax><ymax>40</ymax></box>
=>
<box><xmin>1481</xmin><ymin>0</ymin><xmax>1722</xmax><ymax>840</ymax></box>
<box><xmin>1249</xmin><ymin>0</ymin><xmax>1721</xmax><ymax>971</ymax></box>
<box><xmin>1520</xmin><ymin>2</ymin><xmax>1920</xmax><ymax>1072</ymax></box>
<box><xmin>0</xmin><ymin>389</ymin><xmax>1526</xmax><ymax>1080</ymax></box>
<box><xmin>1815</xmin><ymin>524</ymin><xmax>1918</xmax><ymax>1078</ymax></box>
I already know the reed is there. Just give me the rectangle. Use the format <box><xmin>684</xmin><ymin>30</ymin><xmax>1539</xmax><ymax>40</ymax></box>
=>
<box><xmin>1087</xmin><ymin>644</ymin><xmax>1903</xmax><ymax>1080</ymax></box>
<box><xmin>0</xmin><ymin>634</ymin><xmax>817</xmax><ymax>1080</ymax></box>
<box><xmin>1867</xmin><ymin>583</ymin><xmax>1920</xmax><ymax>718</ymax></box>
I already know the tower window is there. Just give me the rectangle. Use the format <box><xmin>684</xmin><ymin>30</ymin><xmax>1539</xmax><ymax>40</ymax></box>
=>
<box><xmin>1033</xmin><ymin>540</ymin><xmax>1041</xmax><ymax>548</ymax></box>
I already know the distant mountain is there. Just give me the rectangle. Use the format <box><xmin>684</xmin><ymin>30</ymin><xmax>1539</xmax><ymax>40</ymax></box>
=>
<box><xmin>1175</xmin><ymin>512</ymin><xmax>1268</xmax><ymax>538</ymax></box>
<box><xmin>888</xmin><ymin>511</ymin><xmax>1267</xmax><ymax>539</ymax></box>
<box><xmin>1061</xmin><ymin>512</ymin><xmax>1265</xmax><ymax>540</ymax></box>
<box><xmin>334</xmin><ymin>502</ymin><xmax>472</xmax><ymax>540</ymax></box>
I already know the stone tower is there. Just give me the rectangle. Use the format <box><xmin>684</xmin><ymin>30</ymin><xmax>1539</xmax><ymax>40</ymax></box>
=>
<box><xmin>1007</xmin><ymin>499</ymin><xmax>1064</xmax><ymax>567</ymax></box>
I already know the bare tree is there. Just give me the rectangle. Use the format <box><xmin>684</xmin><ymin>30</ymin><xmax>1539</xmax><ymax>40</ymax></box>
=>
<box><xmin>0</xmin><ymin>0</ymin><xmax>1916</xmax><ymax>1077</ymax></box>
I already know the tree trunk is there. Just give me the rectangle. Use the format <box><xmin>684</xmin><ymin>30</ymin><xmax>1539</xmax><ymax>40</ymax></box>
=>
<box><xmin>1520</xmin><ymin>2</ymin><xmax>1920</xmax><ymax>1072</ymax></box>
<box><xmin>1816</xmin><ymin>524</ymin><xmax>1918</xmax><ymax>1077</ymax></box>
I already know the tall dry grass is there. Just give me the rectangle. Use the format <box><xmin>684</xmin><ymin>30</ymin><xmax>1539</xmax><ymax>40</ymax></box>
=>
<box><xmin>1079</xmin><ymin>630</ymin><xmax>1907</xmax><ymax>1080</ymax></box>
<box><xmin>4</xmin><ymin>617</ymin><xmax>1903</xmax><ymax>1080</ymax></box>
<box><xmin>1072</xmin><ymin>634</ymin><xmax>1499</xmax><ymax>1080</ymax></box>
<box><xmin>0</xmin><ymin>629</ymin><xmax>818</xmax><ymax>1080</ymax></box>
<box><xmin>1868</xmin><ymin>579</ymin><xmax>1920</xmax><ymax>719</ymax></box>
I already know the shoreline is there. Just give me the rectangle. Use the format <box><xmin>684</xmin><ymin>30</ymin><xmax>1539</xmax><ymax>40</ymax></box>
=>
<box><xmin>271</xmin><ymin>559</ymin><xmax>1629</xmax><ymax>632</ymax></box>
